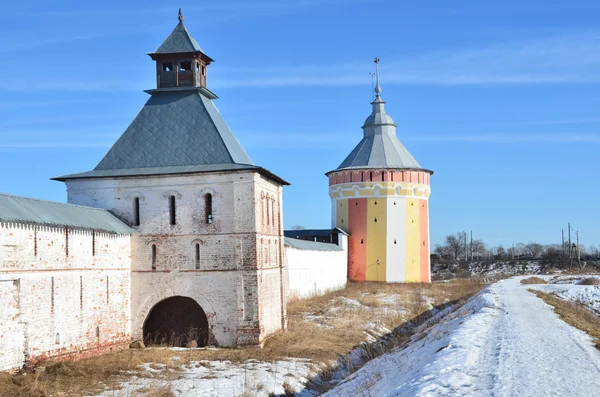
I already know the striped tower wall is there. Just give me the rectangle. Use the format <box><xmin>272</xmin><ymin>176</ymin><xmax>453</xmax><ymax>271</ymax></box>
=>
<box><xmin>329</xmin><ymin>169</ymin><xmax>431</xmax><ymax>283</ymax></box>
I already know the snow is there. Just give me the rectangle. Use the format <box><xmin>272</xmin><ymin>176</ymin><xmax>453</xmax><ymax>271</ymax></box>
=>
<box><xmin>325</xmin><ymin>277</ymin><xmax>600</xmax><ymax>396</ymax></box>
<box><xmin>94</xmin><ymin>359</ymin><xmax>313</xmax><ymax>397</ymax></box>
<box><xmin>532</xmin><ymin>276</ymin><xmax>600</xmax><ymax>315</ymax></box>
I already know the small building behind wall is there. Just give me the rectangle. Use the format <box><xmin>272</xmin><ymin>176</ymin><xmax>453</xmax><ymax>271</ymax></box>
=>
<box><xmin>0</xmin><ymin>193</ymin><xmax>133</xmax><ymax>372</ymax></box>
<box><xmin>284</xmin><ymin>235</ymin><xmax>348</xmax><ymax>300</ymax></box>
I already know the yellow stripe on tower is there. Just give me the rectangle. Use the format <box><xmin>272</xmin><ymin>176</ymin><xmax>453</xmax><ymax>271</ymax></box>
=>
<box><xmin>336</xmin><ymin>199</ymin><xmax>348</xmax><ymax>229</ymax></box>
<box><xmin>366</xmin><ymin>198</ymin><xmax>387</xmax><ymax>281</ymax></box>
<box><xmin>405</xmin><ymin>198</ymin><xmax>421</xmax><ymax>282</ymax></box>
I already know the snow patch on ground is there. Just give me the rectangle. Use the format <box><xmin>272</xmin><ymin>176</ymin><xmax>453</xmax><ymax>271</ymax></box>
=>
<box><xmin>533</xmin><ymin>276</ymin><xmax>600</xmax><ymax>315</ymax></box>
<box><xmin>95</xmin><ymin>359</ymin><xmax>314</xmax><ymax>397</ymax></box>
<box><xmin>324</xmin><ymin>277</ymin><xmax>600</xmax><ymax>396</ymax></box>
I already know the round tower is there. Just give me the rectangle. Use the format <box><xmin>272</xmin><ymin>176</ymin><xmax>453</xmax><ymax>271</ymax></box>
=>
<box><xmin>327</xmin><ymin>59</ymin><xmax>433</xmax><ymax>283</ymax></box>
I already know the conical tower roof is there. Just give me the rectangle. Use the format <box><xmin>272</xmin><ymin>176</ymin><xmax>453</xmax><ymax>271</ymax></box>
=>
<box><xmin>149</xmin><ymin>9</ymin><xmax>212</xmax><ymax>59</ymax></box>
<box><xmin>329</xmin><ymin>59</ymin><xmax>431</xmax><ymax>174</ymax></box>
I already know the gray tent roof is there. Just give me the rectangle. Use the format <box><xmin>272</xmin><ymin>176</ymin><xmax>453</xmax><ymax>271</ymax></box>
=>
<box><xmin>330</xmin><ymin>89</ymin><xmax>432</xmax><ymax>174</ymax></box>
<box><xmin>151</xmin><ymin>20</ymin><xmax>205</xmax><ymax>55</ymax></box>
<box><xmin>95</xmin><ymin>90</ymin><xmax>252</xmax><ymax>170</ymax></box>
<box><xmin>0</xmin><ymin>193</ymin><xmax>133</xmax><ymax>234</ymax></box>
<box><xmin>336</xmin><ymin>133</ymin><xmax>424</xmax><ymax>170</ymax></box>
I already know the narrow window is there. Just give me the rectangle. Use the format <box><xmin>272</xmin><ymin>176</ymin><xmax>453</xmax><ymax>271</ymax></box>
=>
<box><xmin>391</xmin><ymin>172</ymin><xmax>394</xmax><ymax>182</ymax></box>
<box><xmin>169</xmin><ymin>195</ymin><xmax>176</xmax><ymax>225</ymax></box>
<box><xmin>374</xmin><ymin>218</ymin><xmax>378</xmax><ymax>223</ymax></box>
<box><xmin>106</xmin><ymin>276</ymin><xmax>109</xmax><ymax>305</ymax></box>
<box><xmin>51</xmin><ymin>276</ymin><xmax>55</xmax><ymax>313</ymax></box>
<box><xmin>162</xmin><ymin>62</ymin><xmax>173</xmax><ymax>72</ymax></box>
<box><xmin>271</xmin><ymin>200</ymin><xmax>275</xmax><ymax>227</ymax></box>
<box><xmin>202</xmin><ymin>65</ymin><xmax>206</xmax><ymax>75</ymax></box>
<box><xmin>394</xmin><ymin>239</ymin><xmax>397</xmax><ymax>244</ymax></box>
<box><xmin>277</xmin><ymin>206</ymin><xmax>281</xmax><ymax>233</ymax></box>
<box><xmin>266</xmin><ymin>198</ymin><xmax>271</xmax><ymax>226</ymax></box>
<box><xmin>382</xmin><ymin>172</ymin><xmax>386</xmax><ymax>182</ymax></box>
<box><xmin>369</xmin><ymin>172</ymin><xmax>373</xmax><ymax>182</ymax></box>
<box><xmin>96</xmin><ymin>326</ymin><xmax>100</xmax><ymax>339</ymax></box>
<box><xmin>360</xmin><ymin>172</ymin><xmax>364</xmax><ymax>182</ymax></box>
<box><xmin>80</xmin><ymin>275</ymin><xmax>83</xmax><ymax>311</ymax></box>
<box><xmin>195</xmin><ymin>243</ymin><xmax>200</xmax><ymax>269</ymax></box>
<box><xmin>92</xmin><ymin>231</ymin><xmax>96</xmax><ymax>256</ymax></box>
<box><xmin>55</xmin><ymin>333</ymin><xmax>60</xmax><ymax>344</ymax></box>
<box><xmin>133</xmin><ymin>197</ymin><xmax>140</xmax><ymax>226</ymax></box>
<box><xmin>360</xmin><ymin>239</ymin><xmax>364</xmax><ymax>244</ymax></box>
<box><xmin>205</xmin><ymin>194</ymin><xmax>213</xmax><ymax>224</ymax></box>
<box><xmin>151</xmin><ymin>245</ymin><xmax>157</xmax><ymax>270</ymax></box>
<box><xmin>196</xmin><ymin>62</ymin><xmax>200</xmax><ymax>72</ymax></box>
<box><xmin>350</xmin><ymin>174</ymin><xmax>353</xmax><ymax>182</ymax></box>
<box><xmin>34</xmin><ymin>226</ymin><xmax>38</xmax><ymax>257</ymax></box>
<box><xmin>65</xmin><ymin>226</ymin><xmax>69</xmax><ymax>258</ymax></box>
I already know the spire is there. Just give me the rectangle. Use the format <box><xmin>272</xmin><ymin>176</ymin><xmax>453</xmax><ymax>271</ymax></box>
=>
<box><xmin>374</xmin><ymin>57</ymin><xmax>382</xmax><ymax>100</ymax></box>
<box><xmin>178</xmin><ymin>8</ymin><xmax>184</xmax><ymax>23</ymax></box>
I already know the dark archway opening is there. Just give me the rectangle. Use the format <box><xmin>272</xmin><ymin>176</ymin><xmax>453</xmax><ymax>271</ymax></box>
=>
<box><xmin>143</xmin><ymin>296</ymin><xmax>209</xmax><ymax>347</ymax></box>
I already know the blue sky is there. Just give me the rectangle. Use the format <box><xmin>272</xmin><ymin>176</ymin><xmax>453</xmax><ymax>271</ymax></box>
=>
<box><xmin>0</xmin><ymin>0</ymin><xmax>598</xmax><ymax>249</ymax></box>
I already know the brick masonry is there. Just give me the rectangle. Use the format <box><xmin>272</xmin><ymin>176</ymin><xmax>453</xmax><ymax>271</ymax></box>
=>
<box><xmin>0</xmin><ymin>222</ymin><xmax>131</xmax><ymax>371</ymax></box>
<box><xmin>65</xmin><ymin>170</ymin><xmax>288</xmax><ymax>348</ymax></box>
<box><xmin>0</xmin><ymin>169</ymin><xmax>350</xmax><ymax>371</ymax></box>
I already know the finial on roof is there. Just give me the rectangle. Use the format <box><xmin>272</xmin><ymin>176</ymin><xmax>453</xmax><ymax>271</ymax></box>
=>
<box><xmin>374</xmin><ymin>57</ymin><xmax>382</xmax><ymax>100</ymax></box>
<box><xmin>178</xmin><ymin>8</ymin><xmax>184</xmax><ymax>22</ymax></box>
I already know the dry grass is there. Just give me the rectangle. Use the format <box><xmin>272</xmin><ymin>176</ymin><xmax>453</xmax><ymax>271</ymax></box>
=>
<box><xmin>531</xmin><ymin>290</ymin><xmax>600</xmax><ymax>349</ymax></box>
<box><xmin>579</xmin><ymin>277</ymin><xmax>600</xmax><ymax>286</ymax></box>
<box><xmin>0</xmin><ymin>279</ymin><xmax>487</xmax><ymax>397</ymax></box>
<box><xmin>520</xmin><ymin>276</ymin><xmax>547</xmax><ymax>285</ymax></box>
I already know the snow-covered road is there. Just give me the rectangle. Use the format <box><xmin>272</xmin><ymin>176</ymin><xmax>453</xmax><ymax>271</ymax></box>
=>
<box><xmin>325</xmin><ymin>277</ymin><xmax>600</xmax><ymax>396</ymax></box>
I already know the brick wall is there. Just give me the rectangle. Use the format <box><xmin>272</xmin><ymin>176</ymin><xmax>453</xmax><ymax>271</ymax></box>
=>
<box><xmin>65</xmin><ymin>170</ymin><xmax>287</xmax><ymax>347</ymax></box>
<box><xmin>0</xmin><ymin>222</ymin><xmax>131</xmax><ymax>371</ymax></box>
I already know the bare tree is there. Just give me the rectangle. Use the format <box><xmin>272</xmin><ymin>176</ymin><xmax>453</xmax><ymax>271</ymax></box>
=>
<box><xmin>496</xmin><ymin>245</ymin><xmax>506</xmax><ymax>260</ymax></box>
<box><xmin>525</xmin><ymin>242</ymin><xmax>544</xmax><ymax>258</ymax></box>
<box><xmin>472</xmin><ymin>239</ymin><xmax>487</xmax><ymax>259</ymax></box>
<box><xmin>444</xmin><ymin>233</ymin><xmax>466</xmax><ymax>260</ymax></box>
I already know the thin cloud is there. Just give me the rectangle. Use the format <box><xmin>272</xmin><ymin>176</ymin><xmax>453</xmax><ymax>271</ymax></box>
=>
<box><xmin>26</xmin><ymin>0</ymin><xmax>374</xmax><ymax>19</ymax></box>
<box><xmin>0</xmin><ymin>80</ymin><xmax>143</xmax><ymax>93</ymax></box>
<box><xmin>0</xmin><ymin>142</ymin><xmax>111</xmax><ymax>149</ymax></box>
<box><xmin>406</xmin><ymin>133</ymin><xmax>600</xmax><ymax>144</ymax></box>
<box><xmin>240</xmin><ymin>132</ymin><xmax>341</xmax><ymax>148</ymax></box>
<box><xmin>213</xmin><ymin>31</ymin><xmax>600</xmax><ymax>87</ymax></box>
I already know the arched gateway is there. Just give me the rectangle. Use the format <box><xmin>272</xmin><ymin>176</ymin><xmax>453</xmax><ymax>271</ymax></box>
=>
<box><xmin>143</xmin><ymin>296</ymin><xmax>209</xmax><ymax>347</ymax></box>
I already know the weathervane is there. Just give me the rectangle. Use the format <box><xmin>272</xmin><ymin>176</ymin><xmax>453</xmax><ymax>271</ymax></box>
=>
<box><xmin>178</xmin><ymin>8</ymin><xmax>184</xmax><ymax>22</ymax></box>
<box><xmin>374</xmin><ymin>57</ymin><xmax>381</xmax><ymax>99</ymax></box>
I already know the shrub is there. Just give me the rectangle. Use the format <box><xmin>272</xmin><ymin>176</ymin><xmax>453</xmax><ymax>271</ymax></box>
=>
<box><xmin>520</xmin><ymin>277</ymin><xmax>547</xmax><ymax>285</ymax></box>
<box><xmin>579</xmin><ymin>277</ymin><xmax>599</xmax><ymax>286</ymax></box>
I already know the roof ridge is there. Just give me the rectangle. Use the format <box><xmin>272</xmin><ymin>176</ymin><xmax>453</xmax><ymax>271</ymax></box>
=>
<box><xmin>0</xmin><ymin>192</ymin><xmax>110</xmax><ymax>213</ymax></box>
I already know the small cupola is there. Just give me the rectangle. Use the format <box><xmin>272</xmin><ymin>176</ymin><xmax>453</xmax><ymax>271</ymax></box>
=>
<box><xmin>148</xmin><ymin>9</ymin><xmax>214</xmax><ymax>90</ymax></box>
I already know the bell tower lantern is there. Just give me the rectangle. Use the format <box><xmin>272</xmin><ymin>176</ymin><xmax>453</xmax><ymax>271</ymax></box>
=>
<box><xmin>148</xmin><ymin>9</ymin><xmax>214</xmax><ymax>89</ymax></box>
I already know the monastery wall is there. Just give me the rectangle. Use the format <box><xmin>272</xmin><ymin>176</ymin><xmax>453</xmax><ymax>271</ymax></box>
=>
<box><xmin>0</xmin><ymin>222</ymin><xmax>131</xmax><ymax>372</ymax></box>
<box><xmin>286</xmin><ymin>237</ymin><xmax>348</xmax><ymax>300</ymax></box>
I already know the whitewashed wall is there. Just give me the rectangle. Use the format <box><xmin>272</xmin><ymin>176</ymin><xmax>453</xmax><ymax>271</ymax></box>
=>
<box><xmin>66</xmin><ymin>170</ymin><xmax>287</xmax><ymax>346</ymax></box>
<box><xmin>0</xmin><ymin>222</ymin><xmax>131</xmax><ymax>372</ymax></box>
<box><xmin>285</xmin><ymin>238</ymin><xmax>347</xmax><ymax>300</ymax></box>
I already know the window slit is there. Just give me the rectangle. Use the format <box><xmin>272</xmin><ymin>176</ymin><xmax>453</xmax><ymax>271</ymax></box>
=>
<box><xmin>195</xmin><ymin>243</ymin><xmax>201</xmax><ymax>269</ymax></box>
<box><xmin>151</xmin><ymin>245</ymin><xmax>157</xmax><ymax>270</ymax></box>
<box><xmin>133</xmin><ymin>197</ymin><xmax>140</xmax><ymax>226</ymax></box>
<box><xmin>169</xmin><ymin>195</ymin><xmax>176</xmax><ymax>225</ymax></box>
<box><xmin>205</xmin><ymin>194</ymin><xmax>213</xmax><ymax>224</ymax></box>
